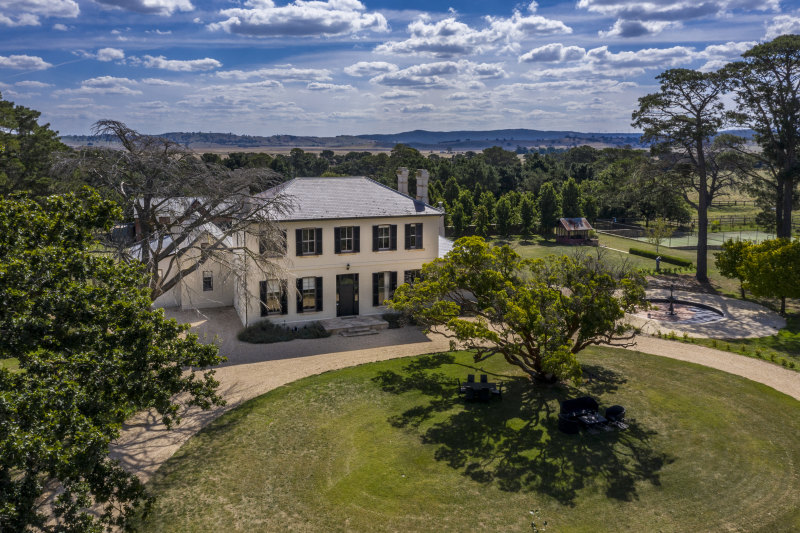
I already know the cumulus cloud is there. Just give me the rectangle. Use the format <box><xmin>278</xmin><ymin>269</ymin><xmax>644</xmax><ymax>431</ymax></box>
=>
<box><xmin>217</xmin><ymin>66</ymin><xmax>332</xmax><ymax>82</ymax></box>
<box><xmin>400</xmin><ymin>103</ymin><xmax>435</xmax><ymax>113</ymax></box>
<box><xmin>343</xmin><ymin>61</ymin><xmax>397</xmax><ymax>77</ymax></box>
<box><xmin>15</xmin><ymin>80</ymin><xmax>51</xmax><ymax>87</ymax></box>
<box><xmin>208</xmin><ymin>0</ymin><xmax>388</xmax><ymax>37</ymax></box>
<box><xmin>376</xmin><ymin>9</ymin><xmax>571</xmax><ymax>58</ymax></box>
<box><xmin>0</xmin><ymin>54</ymin><xmax>52</xmax><ymax>70</ymax></box>
<box><xmin>370</xmin><ymin>60</ymin><xmax>506</xmax><ymax>88</ymax></box>
<box><xmin>306</xmin><ymin>82</ymin><xmax>354</xmax><ymax>91</ymax></box>
<box><xmin>696</xmin><ymin>40</ymin><xmax>757</xmax><ymax>70</ymax></box>
<box><xmin>519</xmin><ymin>43</ymin><xmax>586</xmax><ymax>63</ymax></box>
<box><xmin>141</xmin><ymin>78</ymin><xmax>190</xmax><ymax>86</ymax></box>
<box><xmin>0</xmin><ymin>0</ymin><xmax>78</xmax><ymax>27</ymax></box>
<box><xmin>598</xmin><ymin>20</ymin><xmax>675</xmax><ymax>38</ymax></box>
<box><xmin>96</xmin><ymin>47</ymin><xmax>125</xmax><ymax>62</ymax></box>
<box><xmin>53</xmin><ymin>23</ymin><xmax>69</xmax><ymax>30</ymax></box>
<box><xmin>764</xmin><ymin>15</ymin><xmax>800</xmax><ymax>40</ymax></box>
<box><xmin>94</xmin><ymin>0</ymin><xmax>193</xmax><ymax>16</ymax></box>
<box><xmin>54</xmin><ymin>76</ymin><xmax>142</xmax><ymax>96</ymax></box>
<box><xmin>140</xmin><ymin>55</ymin><xmax>222</xmax><ymax>72</ymax></box>
<box><xmin>379</xmin><ymin>89</ymin><xmax>419</xmax><ymax>99</ymax></box>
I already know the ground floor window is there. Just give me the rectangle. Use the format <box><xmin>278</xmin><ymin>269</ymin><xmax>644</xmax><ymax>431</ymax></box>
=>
<box><xmin>297</xmin><ymin>276</ymin><xmax>323</xmax><ymax>313</ymax></box>
<box><xmin>404</xmin><ymin>269</ymin><xmax>422</xmax><ymax>284</ymax></box>
<box><xmin>372</xmin><ymin>271</ymin><xmax>398</xmax><ymax>306</ymax></box>
<box><xmin>260</xmin><ymin>279</ymin><xmax>286</xmax><ymax>316</ymax></box>
<box><xmin>202</xmin><ymin>271</ymin><xmax>213</xmax><ymax>291</ymax></box>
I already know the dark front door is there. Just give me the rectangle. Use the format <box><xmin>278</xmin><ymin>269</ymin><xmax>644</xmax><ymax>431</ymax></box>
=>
<box><xmin>336</xmin><ymin>274</ymin><xmax>359</xmax><ymax>317</ymax></box>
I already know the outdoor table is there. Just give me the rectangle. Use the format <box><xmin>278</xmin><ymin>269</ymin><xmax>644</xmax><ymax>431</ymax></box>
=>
<box><xmin>577</xmin><ymin>412</ymin><xmax>607</xmax><ymax>426</ymax></box>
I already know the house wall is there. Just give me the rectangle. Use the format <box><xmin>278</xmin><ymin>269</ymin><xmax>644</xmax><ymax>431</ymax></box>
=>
<box><xmin>237</xmin><ymin>215</ymin><xmax>441</xmax><ymax>327</ymax></box>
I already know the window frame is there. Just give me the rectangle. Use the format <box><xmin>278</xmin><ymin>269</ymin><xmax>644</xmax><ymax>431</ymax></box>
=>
<box><xmin>202</xmin><ymin>271</ymin><xmax>213</xmax><ymax>292</ymax></box>
<box><xmin>301</xmin><ymin>228</ymin><xmax>316</xmax><ymax>255</ymax></box>
<box><xmin>340</xmin><ymin>226</ymin><xmax>354</xmax><ymax>253</ymax></box>
<box><xmin>377</xmin><ymin>225</ymin><xmax>391</xmax><ymax>251</ymax></box>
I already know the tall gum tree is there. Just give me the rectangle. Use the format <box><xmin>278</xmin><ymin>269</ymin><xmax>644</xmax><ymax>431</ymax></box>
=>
<box><xmin>723</xmin><ymin>35</ymin><xmax>800</xmax><ymax>238</ymax></box>
<box><xmin>632</xmin><ymin>68</ymin><xmax>732</xmax><ymax>283</ymax></box>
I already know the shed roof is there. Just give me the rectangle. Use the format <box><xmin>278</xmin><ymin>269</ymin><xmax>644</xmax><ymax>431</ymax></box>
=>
<box><xmin>258</xmin><ymin>176</ymin><xmax>443</xmax><ymax>221</ymax></box>
<box><xmin>558</xmin><ymin>217</ymin><xmax>593</xmax><ymax>231</ymax></box>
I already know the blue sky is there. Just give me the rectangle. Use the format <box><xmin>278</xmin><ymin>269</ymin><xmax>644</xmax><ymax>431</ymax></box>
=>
<box><xmin>1</xmin><ymin>0</ymin><xmax>798</xmax><ymax>136</ymax></box>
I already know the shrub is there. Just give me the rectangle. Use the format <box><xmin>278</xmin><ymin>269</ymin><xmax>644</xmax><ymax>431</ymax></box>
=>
<box><xmin>629</xmin><ymin>247</ymin><xmax>693</xmax><ymax>268</ymax></box>
<box><xmin>238</xmin><ymin>319</ymin><xmax>330</xmax><ymax>344</ymax></box>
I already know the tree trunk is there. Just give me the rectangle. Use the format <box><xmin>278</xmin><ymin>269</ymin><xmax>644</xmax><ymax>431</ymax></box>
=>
<box><xmin>779</xmin><ymin>177</ymin><xmax>793</xmax><ymax>238</ymax></box>
<box><xmin>781</xmin><ymin>296</ymin><xmax>786</xmax><ymax>316</ymax></box>
<box><xmin>696</xmin><ymin>138</ymin><xmax>709</xmax><ymax>283</ymax></box>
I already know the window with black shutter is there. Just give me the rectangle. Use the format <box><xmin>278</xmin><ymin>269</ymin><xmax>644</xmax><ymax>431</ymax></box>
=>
<box><xmin>334</xmin><ymin>227</ymin><xmax>341</xmax><ymax>254</ymax></box>
<box><xmin>353</xmin><ymin>226</ymin><xmax>360</xmax><ymax>252</ymax></box>
<box><xmin>297</xmin><ymin>277</ymin><xmax>321</xmax><ymax>312</ymax></box>
<box><xmin>260</xmin><ymin>279</ymin><xmax>286</xmax><ymax>316</ymax></box>
<box><xmin>315</xmin><ymin>228</ymin><xmax>322</xmax><ymax>255</ymax></box>
<box><xmin>372</xmin><ymin>272</ymin><xmax>382</xmax><ymax>306</ymax></box>
<box><xmin>202</xmin><ymin>271</ymin><xmax>213</xmax><ymax>291</ymax></box>
<box><xmin>389</xmin><ymin>224</ymin><xmax>397</xmax><ymax>250</ymax></box>
<box><xmin>335</xmin><ymin>226</ymin><xmax>355</xmax><ymax>254</ymax></box>
<box><xmin>315</xmin><ymin>276</ymin><xmax>323</xmax><ymax>311</ymax></box>
<box><xmin>260</xmin><ymin>229</ymin><xmax>287</xmax><ymax>257</ymax></box>
<box><xmin>297</xmin><ymin>228</ymin><xmax>322</xmax><ymax>256</ymax></box>
<box><xmin>405</xmin><ymin>223</ymin><xmax>424</xmax><ymax>250</ymax></box>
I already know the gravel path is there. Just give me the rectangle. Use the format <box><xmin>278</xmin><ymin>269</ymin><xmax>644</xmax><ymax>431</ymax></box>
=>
<box><xmin>110</xmin><ymin>307</ymin><xmax>800</xmax><ymax>484</ymax></box>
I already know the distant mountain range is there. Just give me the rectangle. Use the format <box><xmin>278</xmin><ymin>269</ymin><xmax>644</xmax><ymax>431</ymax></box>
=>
<box><xmin>61</xmin><ymin>128</ymin><xmax>755</xmax><ymax>152</ymax></box>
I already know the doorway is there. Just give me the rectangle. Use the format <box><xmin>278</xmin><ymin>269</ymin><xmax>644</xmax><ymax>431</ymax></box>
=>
<box><xmin>336</xmin><ymin>273</ymin><xmax>359</xmax><ymax>317</ymax></box>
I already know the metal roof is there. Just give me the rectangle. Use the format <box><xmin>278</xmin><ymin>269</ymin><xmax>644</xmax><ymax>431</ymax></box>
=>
<box><xmin>258</xmin><ymin>176</ymin><xmax>443</xmax><ymax>221</ymax></box>
<box><xmin>558</xmin><ymin>217</ymin><xmax>593</xmax><ymax>231</ymax></box>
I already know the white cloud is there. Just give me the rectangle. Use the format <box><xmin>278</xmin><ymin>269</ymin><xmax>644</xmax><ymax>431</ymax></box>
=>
<box><xmin>598</xmin><ymin>20</ymin><xmax>676</xmax><ymax>38</ymax></box>
<box><xmin>54</xmin><ymin>76</ymin><xmax>142</xmax><ymax>96</ymax></box>
<box><xmin>306</xmin><ymin>82</ymin><xmax>354</xmax><ymax>91</ymax></box>
<box><xmin>697</xmin><ymin>40</ymin><xmax>756</xmax><ymax>70</ymax></box>
<box><xmin>15</xmin><ymin>80</ymin><xmax>51</xmax><ymax>87</ymax></box>
<box><xmin>217</xmin><ymin>66</ymin><xmax>332</xmax><ymax>82</ymax></box>
<box><xmin>53</xmin><ymin>23</ymin><xmax>69</xmax><ymax>30</ymax></box>
<box><xmin>141</xmin><ymin>55</ymin><xmax>222</xmax><ymax>72</ymax></box>
<box><xmin>343</xmin><ymin>61</ymin><xmax>397</xmax><ymax>77</ymax></box>
<box><xmin>764</xmin><ymin>15</ymin><xmax>800</xmax><ymax>40</ymax></box>
<box><xmin>446</xmin><ymin>92</ymin><xmax>471</xmax><ymax>100</ymax></box>
<box><xmin>0</xmin><ymin>54</ymin><xmax>52</xmax><ymax>70</ymax></box>
<box><xmin>146</xmin><ymin>28</ymin><xmax>172</xmax><ymax>34</ymax></box>
<box><xmin>141</xmin><ymin>78</ymin><xmax>190</xmax><ymax>86</ymax></box>
<box><xmin>522</xmin><ymin>45</ymin><xmax>699</xmax><ymax>78</ymax></box>
<box><xmin>93</xmin><ymin>0</ymin><xmax>193</xmax><ymax>16</ymax></box>
<box><xmin>518</xmin><ymin>43</ymin><xmax>586</xmax><ymax>63</ymax></box>
<box><xmin>208</xmin><ymin>0</ymin><xmax>388</xmax><ymax>37</ymax></box>
<box><xmin>379</xmin><ymin>89</ymin><xmax>419</xmax><ymax>99</ymax></box>
<box><xmin>0</xmin><ymin>0</ymin><xmax>78</xmax><ymax>27</ymax></box>
<box><xmin>376</xmin><ymin>10</ymin><xmax>571</xmax><ymax>58</ymax></box>
<box><xmin>97</xmin><ymin>47</ymin><xmax>125</xmax><ymax>62</ymax></box>
<box><xmin>400</xmin><ymin>103</ymin><xmax>435</xmax><ymax>113</ymax></box>
<box><xmin>370</xmin><ymin>60</ymin><xmax>505</xmax><ymax>88</ymax></box>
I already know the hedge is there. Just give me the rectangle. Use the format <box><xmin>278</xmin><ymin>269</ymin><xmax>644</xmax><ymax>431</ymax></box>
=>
<box><xmin>629</xmin><ymin>247</ymin><xmax>693</xmax><ymax>268</ymax></box>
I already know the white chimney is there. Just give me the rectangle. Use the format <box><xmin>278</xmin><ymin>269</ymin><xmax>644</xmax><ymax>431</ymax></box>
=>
<box><xmin>396</xmin><ymin>167</ymin><xmax>409</xmax><ymax>196</ymax></box>
<box><xmin>415</xmin><ymin>169</ymin><xmax>429</xmax><ymax>204</ymax></box>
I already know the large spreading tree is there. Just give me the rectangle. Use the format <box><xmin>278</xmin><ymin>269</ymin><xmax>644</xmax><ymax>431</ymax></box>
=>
<box><xmin>389</xmin><ymin>237</ymin><xmax>646</xmax><ymax>383</ymax></box>
<box><xmin>723</xmin><ymin>35</ymin><xmax>800</xmax><ymax>238</ymax></box>
<box><xmin>632</xmin><ymin>68</ymin><xmax>733</xmax><ymax>283</ymax></box>
<box><xmin>0</xmin><ymin>191</ymin><xmax>225</xmax><ymax>531</ymax></box>
<box><xmin>55</xmin><ymin>120</ymin><xmax>291</xmax><ymax>304</ymax></box>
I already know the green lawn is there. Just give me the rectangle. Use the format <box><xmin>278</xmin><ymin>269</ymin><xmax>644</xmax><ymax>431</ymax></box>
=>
<box><xmin>138</xmin><ymin>349</ymin><xmax>800</xmax><ymax>533</ymax></box>
<box><xmin>0</xmin><ymin>358</ymin><xmax>19</xmax><ymax>372</ymax></box>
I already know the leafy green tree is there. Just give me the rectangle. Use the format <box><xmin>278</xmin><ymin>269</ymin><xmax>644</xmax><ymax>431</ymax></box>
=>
<box><xmin>723</xmin><ymin>36</ymin><xmax>800</xmax><ymax>239</ymax></box>
<box><xmin>479</xmin><ymin>190</ymin><xmax>496</xmax><ymax>222</ymax></box>
<box><xmin>473</xmin><ymin>204</ymin><xmax>491</xmax><ymax>237</ymax></box>
<box><xmin>443</xmin><ymin>176</ymin><xmax>461</xmax><ymax>206</ymax></box>
<box><xmin>0</xmin><ymin>91</ymin><xmax>69</xmax><ymax>196</ymax></box>
<box><xmin>458</xmin><ymin>189</ymin><xmax>475</xmax><ymax>220</ymax></box>
<box><xmin>632</xmin><ymin>68</ymin><xmax>729</xmax><ymax>283</ymax></box>
<box><xmin>741</xmin><ymin>238</ymin><xmax>800</xmax><ymax>315</ymax></box>
<box><xmin>449</xmin><ymin>201</ymin><xmax>468</xmax><ymax>236</ymax></box>
<box><xmin>389</xmin><ymin>237</ymin><xmax>646</xmax><ymax>382</ymax></box>
<box><xmin>0</xmin><ymin>191</ymin><xmax>224</xmax><ymax>532</ymax></box>
<box><xmin>582</xmin><ymin>194</ymin><xmax>598</xmax><ymax>223</ymax></box>
<box><xmin>494</xmin><ymin>195</ymin><xmax>516</xmax><ymax>236</ymax></box>
<box><xmin>646</xmin><ymin>217</ymin><xmax>675</xmax><ymax>253</ymax></box>
<box><xmin>537</xmin><ymin>182</ymin><xmax>561</xmax><ymax>236</ymax></box>
<box><xmin>519</xmin><ymin>193</ymin><xmax>537</xmax><ymax>234</ymax></box>
<box><xmin>715</xmin><ymin>238</ymin><xmax>754</xmax><ymax>298</ymax></box>
<box><xmin>560</xmin><ymin>177</ymin><xmax>582</xmax><ymax>218</ymax></box>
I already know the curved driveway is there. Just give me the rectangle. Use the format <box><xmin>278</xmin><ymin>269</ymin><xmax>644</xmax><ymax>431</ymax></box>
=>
<box><xmin>110</xmin><ymin>306</ymin><xmax>800</xmax><ymax>484</ymax></box>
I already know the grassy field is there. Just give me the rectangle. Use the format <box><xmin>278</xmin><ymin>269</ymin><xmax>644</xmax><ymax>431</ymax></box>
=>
<box><xmin>138</xmin><ymin>349</ymin><xmax>800</xmax><ymax>533</ymax></box>
<box><xmin>0</xmin><ymin>358</ymin><xmax>19</xmax><ymax>372</ymax></box>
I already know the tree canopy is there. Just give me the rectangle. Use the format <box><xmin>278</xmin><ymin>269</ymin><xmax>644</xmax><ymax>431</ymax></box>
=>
<box><xmin>0</xmin><ymin>190</ymin><xmax>225</xmax><ymax>531</ymax></box>
<box><xmin>389</xmin><ymin>237</ymin><xmax>646</xmax><ymax>383</ymax></box>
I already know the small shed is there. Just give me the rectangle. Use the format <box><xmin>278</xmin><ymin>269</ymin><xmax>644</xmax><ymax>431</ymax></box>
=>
<box><xmin>555</xmin><ymin>217</ymin><xmax>597</xmax><ymax>245</ymax></box>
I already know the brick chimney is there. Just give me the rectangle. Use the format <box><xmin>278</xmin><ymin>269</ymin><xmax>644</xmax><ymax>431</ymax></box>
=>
<box><xmin>396</xmin><ymin>167</ymin><xmax>409</xmax><ymax>196</ymax></box>
<box><xmin>415</xmin><ymin>169</ymin><xmax>429</xmax><ymax>204</ymax></box>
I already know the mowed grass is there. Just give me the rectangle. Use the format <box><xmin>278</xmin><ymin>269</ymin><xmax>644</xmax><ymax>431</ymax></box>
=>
<box><xmin>138</xmin><ymin>349</ymin><xmax>800</xmax><ymax>533</ymax></box>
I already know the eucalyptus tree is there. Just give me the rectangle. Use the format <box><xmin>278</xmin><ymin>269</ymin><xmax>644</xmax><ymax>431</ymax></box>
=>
<box><xmin>722</xmin><ymin>35</ymin><xmax>800</xmax><ymax>238</ymax></box>
<box><xmin>632</xmin><ymin>68</ymin><xmax>731</xmax><ymax>282</ymax></box>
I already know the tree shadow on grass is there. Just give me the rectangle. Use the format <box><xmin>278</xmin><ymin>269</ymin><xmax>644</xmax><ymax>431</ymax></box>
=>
<box><xmin>372</xmin><ymin>356</ymin><xmax>673</xmax><ymax>506</ymax></box>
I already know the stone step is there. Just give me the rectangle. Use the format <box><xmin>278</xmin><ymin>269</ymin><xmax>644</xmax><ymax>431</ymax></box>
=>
<box><xmin>340</xmin><ymin>327</ymin><xmax>380</xmax><ymax>337</ymax></box>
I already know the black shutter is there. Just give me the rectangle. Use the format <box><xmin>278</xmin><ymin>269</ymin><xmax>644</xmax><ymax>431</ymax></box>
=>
<box><xmin>390</xmin><ymin>225</ymin><xmax>397</xmax><ymax>250</ymax></box>
<box><xmin>295</xmin><ymin>229</ymin><xmax>302</xmax><ymax>256</ymax></box>
<box><xmin>416</xmin><ymin>223</ymin><xmax>423</xmax><ymax>249</ymax></box>
<box><xmin>280</xmin><ymin>230</ymin><xmax>287</xmax><ymax>255</ymax></box>
<box><xmin>372</xmin><ymin>272</ymin><xmax>380</xmax><ymax>306</ymax></box>
<box><xmin>334</xmin><ymin>227</ymin><xmax>341</xmax><ymax>254</ymax></box>
<box><xmin>353</xmin><ymin>226</ymin><xmax>360</xmax><ymax>252</ymax></box>
<box><xmin>280</xmin><ymin>280</ymin><xmax>288</xmax><ymax>315</ymax></box>
<box><xmin>315</xmin><ymin>277</ymin><xmax>323</xmax><ymax>311</ymax></box>
<box><xmin>296</xmin><ymin>278</ymin><xmax>303</xmax><ymax>313</ymax></box>
<box><xmin>404</xmin><ymin>223</ymin><xmax>412</xmax><ymax>250</ymax></box>
<box><xmin>259</xmin><ymin>280</ymin><xmax>268</xmax><ymax>317</ymax></box>
<box><xmin>372</xmin><ymin>225</ymin><xmax>379</xmax><ymax>251</ymax></box>
<box><xmin>389</xmin><ymin>271</ymin><xmax>398</xmax><ymax>298</ymax></box>
<box><xmin>315</xmin><ymin>228</ymin><xmax>322</xmax><ymax>255</ymax></box>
